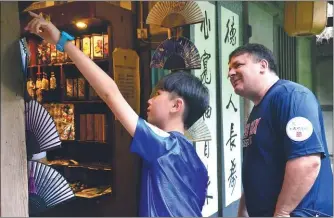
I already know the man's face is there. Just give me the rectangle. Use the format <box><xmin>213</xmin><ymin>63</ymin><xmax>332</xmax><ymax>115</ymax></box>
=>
<box><xmin>228</xmin><ymin>53</ymin><xmax>263</xmax><ymax>97</ymax></box>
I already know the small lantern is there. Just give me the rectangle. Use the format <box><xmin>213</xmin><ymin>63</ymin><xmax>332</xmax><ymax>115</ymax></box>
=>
<box><xmin>78</xmin><ymin>77</ymin><xmax>86</xmax><ymax>99</ymax></box>
<box><xmin>36</xmin><ymin>71</ymin><xmax>42</xmax><ymax>89</ymax></box>
<box><xmin>41</xmin><ymin>72</ymin><xmax>49</xmax><ymax>91</ymax></box>
<box><xmin>50</xmin><ymin>44</ymin><xmax>57</xmax><ymax>64</ymax></box>
<box><xmin>37</xmin><ymin>41</ymin><xmax>50</xmax><ymax>64</ymax></box>
<box><xmin>64</xmin><ymin>40</ymin><xmax>75</xmax><ymax>62</ymax></box>
<box><xmin>92</xmin><ymin>34</ymin><xmax>103</xmax><ymax>59</ymax></box>
<box><xmin>73</xmin><ymin>79</ymin><xmax>78</xmax><ymax>97</ymax></box>
<box><xmin>103</xmin><ymin>33</ymin><xmax>109</xmax><ymax>58</ymax></box>
<box><xmin>26</xmin><ymin>77</ymin><xmax>36</xmax><ymax>98</ymax></box>
<box><xmin>66</xmin><ymin>79</ymin><xmax>73</xmax><ymax>97</ymax></box>
<box><xmin>90</xmin><ymin>36</ymin><xmax>94</xmax><ymax>59</ymax></box>
<box><xmin>57</xmin><ymin>50</ymin><xmax>65</xmax><ymax>63</ymax></box>
<box><xmin>50</xmin><ymin>71</ymin><xmax>57</xmax><ymax>90</ymax></box>
<box><xmin>82</xmin><ymin>35</ymin><xmax>91</xmax><ymax>57</ymax></box>
<box><xmin>284</xmin><ymin>1</ymin><xmax>327</xmax><ymax>36</ymax></box>
<box><xmin>75</xmin><ymin>37</ymin><xmax>81</xmax><ymax>50</ymax></box>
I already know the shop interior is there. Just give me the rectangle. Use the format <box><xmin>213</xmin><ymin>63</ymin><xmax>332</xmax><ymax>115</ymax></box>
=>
<box><xmin>19</xmin><ymin>1</ymin><xmax>204</xmax><ymax>216</ymax></box>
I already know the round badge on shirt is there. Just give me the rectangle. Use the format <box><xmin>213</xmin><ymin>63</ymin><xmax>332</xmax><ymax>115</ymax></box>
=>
<box><xmin>286</xmin><ymin>116</ymin><xmax>313</xmax><ymax>141</ymax></box>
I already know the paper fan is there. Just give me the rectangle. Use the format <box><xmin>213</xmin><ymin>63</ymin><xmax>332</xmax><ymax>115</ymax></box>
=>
<box><xmin>185</xmin><ymin>118</ymin><xmax>212</xmax><ymax>142</ymax></box>
<box><xmin>150</xmin><ymin>36</ymin><xmax>201</xmax><ymax>70</ymax></box>
<box><xmin>28</xmin><ymin>160</ymin><xmax>75</xmax><ymax>215</ymax></box>
<box><xmin>146</xmin><ymin>1</ymin><xmax>204</xmax><ymax>28</ymax></box>
<box><xmin>25</xmin><ymin>100</ymin><xmax>61</xmax><ymax>156</ymax></box>
<box><xmin>19</xmin><ymin>37</ymin><xmax>30</xmax><ymax>77</ymax></box>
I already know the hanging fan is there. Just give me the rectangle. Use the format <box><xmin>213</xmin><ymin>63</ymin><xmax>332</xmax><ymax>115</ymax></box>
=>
<box><xmin>150</xmin><ymin>36</ymin><xmax>201</xmax><ymax>70</ymax></box>
<box><xmin>19</xmin><ymin>37</ymin><xmax>30</xmax><ymax>77</ymax></box>
<box><xmin>25</xmin><ymin>100</ymin><xmax>61</xmax><ymax>157</ymax></box>
<box><xmin>146</xmin><ymin>1</ymin><xmax>204</xmax><ymax>28</ymax></box>
<box><xmin>185</xmin><ymin>117</ymin><xmax>212</xmax><ymax>142</ymax></box>
<box><xmin>28</xmin><ymin>160</ymin><xmax>75</xmax><ymax>215</ymax></box>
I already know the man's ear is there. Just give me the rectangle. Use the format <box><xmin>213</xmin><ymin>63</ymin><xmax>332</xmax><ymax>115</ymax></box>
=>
<box><xmin>171</xmin><ymin>98</ymin><xmax>184</xmax><ymax>113</ymax></box>
<box><xmin>259</xmin><ymin>59</ymin><xmax>269</xmax><ymax>74</ymax></box>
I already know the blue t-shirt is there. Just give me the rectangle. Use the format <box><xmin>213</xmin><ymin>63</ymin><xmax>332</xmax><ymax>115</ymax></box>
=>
<box><xmin>130</xmin><ymin>118</ymin><xmax>208</xmax><ymax>217</ymax></box>
<box><xmin>242</xmin><ymin>80</ymin><xmax>333</xmax><ymax>217</ymax></box>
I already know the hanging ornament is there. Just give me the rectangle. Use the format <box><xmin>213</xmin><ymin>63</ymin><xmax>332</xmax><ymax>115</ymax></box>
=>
<box><xmin>35</xmin><ymin>67</ymin><xmax>42</xmax><ymax>90</ymax></box>
<box><xmin>41</xmin><ymin>72</ymin><xmax>49</xmax><ymax>91</ymax></box>
<box><xmin>26</xmin><ymin>77</ymin><xmax>36</xmax><ymax>99</ymax></box>
<box><xmin>50</xmin><ymin>71</ymin><xmax>57</xmax><ymax>90</ymax></box>
<box><xmin>36</xmin><ymin>89</ymin><xmax>43</xmax><ymax>102</ymax></box>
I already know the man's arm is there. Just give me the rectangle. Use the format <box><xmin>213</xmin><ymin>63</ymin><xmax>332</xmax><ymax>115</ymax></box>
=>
<box><xmin>238</xmin><ymin>192</ymin><xmax>249</xmax><ymax>217</ymax></box>
<box><xmin>26</xmin><ymin>12</ymin><xmax>138</xmax><ymax>136</ymax></box>
<box><xmin>274</xmin><ymin>154</ymin><xmax>321</xmax><ymax>217</ymax></box>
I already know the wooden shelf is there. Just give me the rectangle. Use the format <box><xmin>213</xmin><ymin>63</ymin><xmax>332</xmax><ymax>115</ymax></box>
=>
<box><xmin>61</xmin><ymin>140</ymin><xmax>108</xmax><ymax>145</ymax></box>
<box><xmin>62</xmin><ymin>100</ymin><xmax>104</xmax><ymax>104</ymax></box>
<box><xmin>50</xmin><ymin>163</ymin><xmax>112</xmax><ymax>171</ymax></box>
<box><xmin>28</xmin><ymin>58</ymin><xmax>109</xmax><ymax>68</ymax></box>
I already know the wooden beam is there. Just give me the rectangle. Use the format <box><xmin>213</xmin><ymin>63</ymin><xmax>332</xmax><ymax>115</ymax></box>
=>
<box><xmin>0</xmin><ymin>2</ymin><xmax>29</xmax><ymax>216</ymax></box>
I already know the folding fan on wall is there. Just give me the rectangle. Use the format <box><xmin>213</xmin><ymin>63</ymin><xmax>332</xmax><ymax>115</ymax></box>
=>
<box><xmin>185</xmin><ymin>118</ymin><xmax>212</xmax><ymax>142</ymax></box>
<box><xmin>150</xmin><ymin>36</ymin><xmax>201</xmax><ymax>70</ymax></box>
<box><xmin>25</xmin><ymin>100</ymin><xmax>61</xmax><ymax>157</ymax></box>
<box><xmin>146</xmin><ymin>1</ymin><xmax>204</xmax><ymax>28</ymax></box>
<box><xmin>28</xmin><ymin>160</ymin><xmax>75</xmax><ymax>215</ymax></box>
<box><xmin>19</xmin><ymin>37</ymin><xmax>30</xmax><ymax>76</ymax></box>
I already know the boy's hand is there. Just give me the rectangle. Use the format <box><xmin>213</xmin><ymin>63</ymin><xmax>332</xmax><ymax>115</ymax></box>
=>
<box><xmin>24</xmin><ymin>11</ymin><xmax>61</xmax><ymax>45</ymax></box>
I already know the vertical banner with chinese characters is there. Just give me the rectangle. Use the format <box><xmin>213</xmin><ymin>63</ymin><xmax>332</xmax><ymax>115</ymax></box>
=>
<box><xmin>191</xmin><ymin>2</ymin><xmax>218</xmax><ymax>216</ymax></box>
<box><xmin>220</xmin><ymin>6</ymin><xmax>242</xmax><ymax>207</ymax></box>
<box><xmin>113</xmin><ymin>48</ymin><xmax>141</xmax><ymax>115</ymax></box>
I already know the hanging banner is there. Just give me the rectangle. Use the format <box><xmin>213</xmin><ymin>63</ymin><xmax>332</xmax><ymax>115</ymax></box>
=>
<box><xmin>220</xmin><ymin>6</ymin><xmax>242</xmax><ymax>207</ymax></box>
<box><xmin>191</xmin><ymin>1</ymin><xmax>218</xmax><ymax>216</ymax></box>
<box><xmin>113</xmin><ymin>48</ymin><xmax>140</xmax><ymax>115</ymax></box>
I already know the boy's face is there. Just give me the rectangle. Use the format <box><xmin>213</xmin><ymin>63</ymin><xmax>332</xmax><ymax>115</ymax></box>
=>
<box><xmin>147</xmin><ymin>89</ymin><xmax>177</xmax><ymax>128</ymax></box>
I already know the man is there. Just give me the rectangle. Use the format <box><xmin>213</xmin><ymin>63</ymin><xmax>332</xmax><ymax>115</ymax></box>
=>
<box><xmin>25</xmin><ymin>12</ymin><xmax>209</xmax><ymax>217</ymax></box>
<box><xmin>228</xmin><ymin>43</ymin><xmax>333</xmax><ymax>217</ymax></box>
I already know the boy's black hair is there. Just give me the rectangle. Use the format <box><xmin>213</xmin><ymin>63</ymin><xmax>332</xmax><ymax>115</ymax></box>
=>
<box><xmin>229</xmin><ymin>43</ymin><xmax>278</xmax><ymax>74</ymax></box>
<box><xmin>155</xmin><ymin>71</ymin><xmax>209</xmax><ymax>129</ymax></box>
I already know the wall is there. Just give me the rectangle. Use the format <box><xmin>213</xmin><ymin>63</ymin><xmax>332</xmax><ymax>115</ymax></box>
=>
<box><xmin>0</xmin><ymin>1</ymin><xmax>29</xmax><ymax>216</ymax></box>
<box><xmin>245</xmin><ymin>2</ymin><xmax>276</xmax><ymax>117</ymax></box>
<box><xmin>248</xmin><ymin>2</ymin><xmax>274</xmax><ymax>51</ymax></box>
<box><xmin>315</xmin><ymin>41</ymin><xmax>333</xmax><ymax>156</ymax></box>
<box><xmin>297</xmin><ymin>37</ymin><xmax>313</xmax><ymax>90</ymax></box>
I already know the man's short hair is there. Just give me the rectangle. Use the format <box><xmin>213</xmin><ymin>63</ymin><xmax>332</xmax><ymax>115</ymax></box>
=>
<box><xmin>229</xmin><ymin>43</ymin><xmax>278</xmax><ymax>74</ymax></box>
<box><xmin>155</xmin><ymin>71</ymin><xmax>209</xmax><ymax>129</ymax></box>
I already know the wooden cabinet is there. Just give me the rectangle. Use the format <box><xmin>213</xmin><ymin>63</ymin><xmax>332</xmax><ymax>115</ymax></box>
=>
<box><xmin>22</xmin><ymin>2</ymin><xmax>140</xmax><ymax>216</ymax></box>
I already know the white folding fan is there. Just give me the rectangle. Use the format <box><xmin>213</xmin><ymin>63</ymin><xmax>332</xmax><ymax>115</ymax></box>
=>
<box><xmin>150</xmin><ymin>36</ymin><xmax>201</xmax><ymax>70</ymax></box>
<box><xmin>25</xmin><ymin>100</ymin><xmax>61</xmax><ymax>156</ymax></box>
<box><xmin>146</xmin><ymin>1</ymin><xmax>204</xmax><ymax>28</ymax></box>
<box><xmin>28</xmin><ymin>160</ymin><xmax>75</xmax><ymax>215</ymax></box>
<box><xmin>185</xmin><ymin>117</ymin><xmax>212</xmax><ymax>142</ymax></box>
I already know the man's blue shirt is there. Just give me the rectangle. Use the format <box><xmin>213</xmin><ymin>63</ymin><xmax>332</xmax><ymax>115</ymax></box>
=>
<box><xmin>242</xmin><ymin>80</ymin><xmax>333</xmax><ymax>217</ymax></box>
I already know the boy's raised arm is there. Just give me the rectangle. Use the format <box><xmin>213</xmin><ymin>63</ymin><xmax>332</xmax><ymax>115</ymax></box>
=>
<box><xmin>25</xmin><ymin>11</ymin><xmax>138</xmax><ymax>136</ymax></box>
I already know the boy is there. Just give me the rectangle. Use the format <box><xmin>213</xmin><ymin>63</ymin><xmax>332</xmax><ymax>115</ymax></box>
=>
<box><xmin>25</xmin><ymin>12</ymin><xmax>209</xmax><ymax>217</ymax></box>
